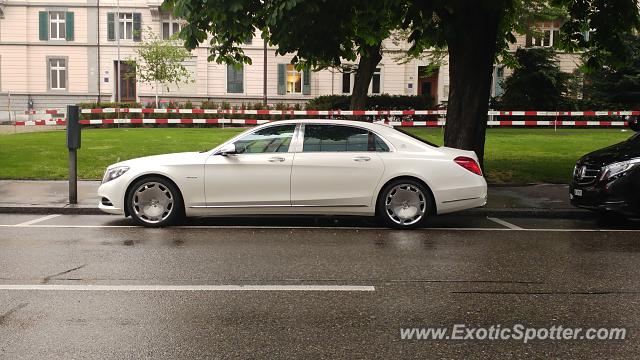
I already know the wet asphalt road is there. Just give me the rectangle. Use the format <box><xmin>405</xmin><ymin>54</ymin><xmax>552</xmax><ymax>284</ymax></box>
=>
<box><xmin>1</xmin><ymin>213</ymin><xmax>640</xmax><ymax>359</ymax></box>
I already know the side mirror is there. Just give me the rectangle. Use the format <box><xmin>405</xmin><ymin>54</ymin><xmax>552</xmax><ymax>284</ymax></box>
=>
<box><xmin>217</xmin><ymin>143</ymin><xmax>238</xmax><ymax>156</ymax></box>
<box><xmin>628</xmin><ymin>116</ymin><xmax>640</xmax><ymax>132</ymax></box>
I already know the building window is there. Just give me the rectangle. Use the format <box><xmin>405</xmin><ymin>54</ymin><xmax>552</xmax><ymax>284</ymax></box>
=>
<box><xmin>340</xmin><ymin>68</ymin><xmax>380</xmax><ymax>94</ymax></box>
<box><xmin>227</xmin><ymin>65</ymin><xmax>244</xmax><ymax>93</ymax></box>
<box><xmin>342</xmin><ymin>71</ymin><xmax>351</xmax><ymax>94</ymax></box>
<box><xmin>527</xmin><ymin>21</ymin><xmax>561</xmax><ymax>47</ymax></box>
<box><xmin>49</xmin><ymin>12</ymin><xmax>66</xmax><ymax>40</ymax></box>
<box><xmin>493</xmin><ymin>66</ymin><xmax>505</xmax><ymax>97</ymax></box>
<box><xmin>286</xmin><ymin>64</ymin><xmax>302</xmax><ymax>94</ymax></box>
<box><xmin>49</xmin><ymin>58</ymin><xmax>67</xmax><ymax>90</ymax></box>
<box><xmin>371</xmin><ymin>68</ymin><xmax>381</xmax><ymax>94</ymax></box>
<box><xmin>162</xmin><ymin>14</ymin><xmax>183</xmax><ymax>39</ymax></box>
<box><xmin>119</xmin><ymin>13</ymin><xmax>134</xmax><ymax>40</ymax></box>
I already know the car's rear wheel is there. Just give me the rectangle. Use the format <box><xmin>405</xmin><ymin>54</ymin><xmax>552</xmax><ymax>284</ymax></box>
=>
<box><xmin>126</xmin><ymin>177</ymin><xmax>183</xmax><ymax>227</ymax></box>
<box><xmin>377</xmin><ymin>179</ymin><xmax>431</xmax><ymax>229</ymax></box>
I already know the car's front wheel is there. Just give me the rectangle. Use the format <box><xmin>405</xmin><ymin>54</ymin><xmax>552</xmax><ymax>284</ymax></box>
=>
<box><xmin>126</xmin><ymin>177</ymin><xmax>184</xmax><ymax>227</ymax></box>
<box><xmin>377</xmin><ymin>179</ymin><xmax>431</xmax><ymax>229</ymax></box>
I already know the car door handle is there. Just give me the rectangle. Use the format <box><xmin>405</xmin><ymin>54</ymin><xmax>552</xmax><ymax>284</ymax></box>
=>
<box><xmin>353</xmin><ymin>156</ymin><xmax>371</xmax><ymax>162</ymax></box>
<box><xmin>268</xmin><ymin>156</ymin><xmax>286</xmax><ymax>163</ymax></box>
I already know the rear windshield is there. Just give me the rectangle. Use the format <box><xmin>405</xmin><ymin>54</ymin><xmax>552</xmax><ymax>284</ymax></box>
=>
<box><xmin>393</xmin><ymin>127</ymin><xmax>440</xmax><ymax>147</ymax></box>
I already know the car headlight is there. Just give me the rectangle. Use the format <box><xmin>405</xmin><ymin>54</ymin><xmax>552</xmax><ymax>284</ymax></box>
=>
<box><xmin>102</xmin><ymin>166</ymin><xmax>129</xmax><ymax>184</ymax></box>
<box><xmin>599</xmin><ymin>158</ymin><xmax>640</xmax><ymax>181</ymax></box>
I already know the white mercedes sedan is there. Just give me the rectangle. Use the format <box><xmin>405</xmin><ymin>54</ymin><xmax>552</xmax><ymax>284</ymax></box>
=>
<box><xmin>98</xmin><ymin>119</ymin><xmax>487</xmax><ymax>229</ymax></box>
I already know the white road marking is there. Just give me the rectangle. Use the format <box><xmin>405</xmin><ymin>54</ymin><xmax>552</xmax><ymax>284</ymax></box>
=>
<box><xmin>0</xmin><ymin>284</ymin><xmax>375</xmax><ymax>292</ymax></box>
<box><xmin>13</xmin><ymin>214</ymin><xmax>61</xmax><ymax>226</ymax></box>
<box><xmin>487</xmin><ymin>217</ymin><xmax>525</xmax><ymax>230</ymax></box>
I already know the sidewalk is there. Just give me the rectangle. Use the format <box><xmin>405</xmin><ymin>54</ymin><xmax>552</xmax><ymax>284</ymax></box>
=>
<box><xmin>0</xmin><ymin>180</ymin><xmax>585</xmax><ymax>217</ymax></box>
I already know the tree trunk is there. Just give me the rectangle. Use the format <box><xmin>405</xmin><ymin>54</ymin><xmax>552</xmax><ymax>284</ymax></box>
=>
<box><xmin>443</xmin><ymin>6</ymin><xmax>505</xmax><ymax>167</ymax></box>
<box><xmin>155</xmin><ymin>80</ymin><xmax>159</xmax><ymax>108</ymax></box>
<box><xmin>350</xmin><ymin>43</ymin><xmax>382</xmax><ymax>110</ymax></box>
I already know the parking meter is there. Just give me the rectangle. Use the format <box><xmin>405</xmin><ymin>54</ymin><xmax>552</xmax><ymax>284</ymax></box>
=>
<box><xmin>67</xmin><ymin>105</ymin><xmax>81</xmax><ymax>149</ymax></box>
<box><xmin>67</xmin><ymin>105</ymin><xmax>80</xmax><ymax>204</ymax></box>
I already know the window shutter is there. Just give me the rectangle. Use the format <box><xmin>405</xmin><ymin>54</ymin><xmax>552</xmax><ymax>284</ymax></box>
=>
<box><xmin>133</xmin><ymin>13</ymin><xmax>142</xmax><ymax>41</ymax></box>
<box><xmin>302</xmin><ymin>69</ymin><xmax>311</xmax><ymax>95</ymax></box>
<box><xmin>65</xmin><ymin>12</ymin><xmax>74</xmax><ymax>41</ymax></box>
<box><xmin>107</xmin><ymin>13</ymin><xmax>115</xmax><ymax>41</ymax></box>
<box><xmin>39</xmin><ymin>11</ymin><xmax>49</xmax><ymax>40</ymax></box>
<box><xmin>277</xmin><ymin>64</ymin><xmax>286</xmax><ymax>95</ymax></box>
<box><xmin>525</xmin><ymin>34</ymin><xmax>532</xmax><ymax>47</ymax></box>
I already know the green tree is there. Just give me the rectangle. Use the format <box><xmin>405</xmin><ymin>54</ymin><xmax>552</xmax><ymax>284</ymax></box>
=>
<box><xmin>496</xmin><ymin>48</ymin><xmax>570</xmax><ymax>110</ymax></box>
<box><xmin>127</xmin><ymin>28</ymin><xmax>193</xmax><ymax>107</ymax></box>
<box><xmin>583</xmin><ymin>33</ymin><xmax>640</xmax><ymax>109</ymax></box>
<box><xmin>164</xmin><ymin>0</ymin><xmax>639</xmax><ymax>165</ymax></box>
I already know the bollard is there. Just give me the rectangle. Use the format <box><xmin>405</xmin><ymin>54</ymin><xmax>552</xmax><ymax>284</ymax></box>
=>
<box><xmin>66</xmin><ymin>105</ymin><xmax>81</xmax><ymax>205</ymax></box>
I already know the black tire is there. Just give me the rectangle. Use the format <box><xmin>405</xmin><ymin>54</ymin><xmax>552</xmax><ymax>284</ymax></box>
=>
<box><xmin>125</xmin><ymin>176</ymin><xmax>184</xmax><ymax>227</ymax></box>
<box><xmin>376</xmin><ymin>179</ymin><xmax>432</xmax><ymax>229</ymax></box>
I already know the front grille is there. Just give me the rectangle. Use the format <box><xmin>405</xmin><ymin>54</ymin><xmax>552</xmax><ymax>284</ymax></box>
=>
<box><xmin>574</xmin><ymin>164</ymin><xmax>601</xmax><ymax>186</ymax></box>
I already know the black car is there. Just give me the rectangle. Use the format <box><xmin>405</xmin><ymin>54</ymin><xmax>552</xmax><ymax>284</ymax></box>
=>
<box><xmin>570</xmin><ymin>116</ymin><xmax>640</xmax><ymax>217</ymax></box>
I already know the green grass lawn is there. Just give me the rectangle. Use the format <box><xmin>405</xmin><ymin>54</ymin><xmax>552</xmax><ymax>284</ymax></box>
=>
<box><xmin>0</xmin><ymin>127</ymin><xmax>633</xmax><ymax>183</ymax></box>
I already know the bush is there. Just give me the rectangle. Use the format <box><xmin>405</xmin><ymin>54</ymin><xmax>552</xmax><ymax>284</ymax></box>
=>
<box><xmin>306</xmin><ymin>94</ymin><xmax>435</xmax><ymax>110</ymax></box>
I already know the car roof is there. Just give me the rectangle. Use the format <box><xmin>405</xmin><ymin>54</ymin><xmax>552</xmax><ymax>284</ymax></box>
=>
<box><xmin>265</xmin><ymin>119</ymin><xmax>392</xmax><ymax>132</ymax></box>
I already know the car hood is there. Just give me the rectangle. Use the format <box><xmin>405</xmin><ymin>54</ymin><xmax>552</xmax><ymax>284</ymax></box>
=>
<box><xmin>110</xmin><ymin>151</ymin><xmax>206</xmax><ymax>168</ymax></box>
<box><xmin>578</xmin><ymin>133</ymin><xmax>640</xmax><ymax>166</ymax></box>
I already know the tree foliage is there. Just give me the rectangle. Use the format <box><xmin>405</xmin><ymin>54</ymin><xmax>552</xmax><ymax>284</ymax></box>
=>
<box><xmin>164</xmin><ymin>0</ymin><xmax>640</xmax><ymax>164</ymax></box>
<box><xmin>496</xmin><ymin>48</ymin><xmax>571</xmax><ymax>110</ymax></box>
<box><xmin>583</xmin><ymin>33</ymin><xmax>640</xmax><ymax>109</ymax></box>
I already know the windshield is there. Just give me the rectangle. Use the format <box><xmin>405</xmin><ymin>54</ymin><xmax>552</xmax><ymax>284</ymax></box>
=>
<box><xmin>393</xmin><ymin>127</ymin><xmax>440</xmax><ymax>148</ymax></box>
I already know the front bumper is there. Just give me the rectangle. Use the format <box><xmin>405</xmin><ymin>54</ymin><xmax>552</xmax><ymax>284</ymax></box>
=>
<box><xmin>97</xmin><ymin>177</ymin><xmax>128</xmax><ymax>215</ymax></box>
<box><xmin>570</xmin><ymin>173</ymin><xmax>640</xmax><ymax>216</ymax></box>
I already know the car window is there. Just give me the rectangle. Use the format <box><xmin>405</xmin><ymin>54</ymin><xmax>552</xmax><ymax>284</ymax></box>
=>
<box><xmin>303</xmin><ymin>125</ymin><xmax>389</xmax><ymax>152</ymax></box>
<box><xmin>373</xmin><ymin>134</ymin><xmax>390</xmax><ymax>152</ymax></box>
<box><xmin>234</xmin><ymin>125</ymin><xmax>296</xmax><ymax>154</ymax></box>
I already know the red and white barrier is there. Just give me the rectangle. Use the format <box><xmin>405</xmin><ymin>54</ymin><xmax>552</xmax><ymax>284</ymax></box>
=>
<box><xmin>13</xmin><ymin>118</ymin><xmax>630</xmax><ymax>127</ymax></box>
<box><xmin>79</xmin><ymin>108</ymin><xmax>640</xmax><ymax>117</ymax></box>
<box><xmin>80</xmin><ymin>108</ymin><xmax>449</xmax><ymax>116</ymax></box>
<box><xmin>24</xmin><ymin>109</ymin><xmax>62</xmax><ymax>115</ymax></box>
<box><xmin>9</xmin><ymin>107</ymin><xmax>638</xmax><ymax>126</ymax></box>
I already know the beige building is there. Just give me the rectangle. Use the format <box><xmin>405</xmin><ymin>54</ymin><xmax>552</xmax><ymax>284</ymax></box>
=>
<box><xmin>0</xmin><ymin>0</ymin><xmax>581</xmax><ymax>117</ymax></box>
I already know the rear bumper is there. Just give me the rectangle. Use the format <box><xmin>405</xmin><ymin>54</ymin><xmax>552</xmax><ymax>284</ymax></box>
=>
<box><xmin>437</xmin><ymin>180</ymin><xmax>488</xmax><ymax>215</ymax></box>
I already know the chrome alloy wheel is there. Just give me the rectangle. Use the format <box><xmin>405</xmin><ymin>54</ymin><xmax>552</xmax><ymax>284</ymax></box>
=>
<box><xmin>132</xmin><ymin>181</ymin><xmax>174</xmax><ymax>224</ymax></box>
<box><xmin>384</xmin><ymin>184</ymin><xmax>427</xmax><ymax>226</ymax></box>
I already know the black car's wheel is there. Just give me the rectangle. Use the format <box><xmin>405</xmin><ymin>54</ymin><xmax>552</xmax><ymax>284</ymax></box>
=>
<box><xmin>376</xmin><ymin>179</ymin><xmax>432</xmax><ymax>229</ymax></box>
<box><xmin>126</xmin><ymin>176</ymin><xmax>184</xmax><ymax>227</ymax></box>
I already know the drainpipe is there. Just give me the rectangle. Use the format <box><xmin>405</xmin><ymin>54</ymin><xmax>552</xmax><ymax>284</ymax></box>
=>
<box><xmin>262</xmin><ymin>37</ymin><xmax>267</xmax><ymax>106</ymax></box>
<box><xmin>97</xmin><ymin>0</ymin><xmax>101</xmax><ymax>103</ymax></box>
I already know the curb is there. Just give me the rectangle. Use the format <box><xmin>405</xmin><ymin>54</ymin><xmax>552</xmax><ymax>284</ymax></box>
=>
<box><xmin>0</xmin><ymin>206</ymin><xmax>104</xmax><ymax>215</ymax></box>
<box><xmin>0</xmin><ymin>205</ymin><xmax>590</xmax><ymax>218</ymax></box>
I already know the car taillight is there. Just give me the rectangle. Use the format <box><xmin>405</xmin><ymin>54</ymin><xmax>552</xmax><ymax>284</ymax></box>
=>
<box><xmin>454</xmin><ymin>156</ymin><xmax>483</xmax><ymax>176</ymax></box>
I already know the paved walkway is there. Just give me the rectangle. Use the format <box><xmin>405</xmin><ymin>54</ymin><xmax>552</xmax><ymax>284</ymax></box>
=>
<box><xmin>0</xmin><ymin>180</ymin><xmax>577</xmax><ymax>215</ymax></box>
